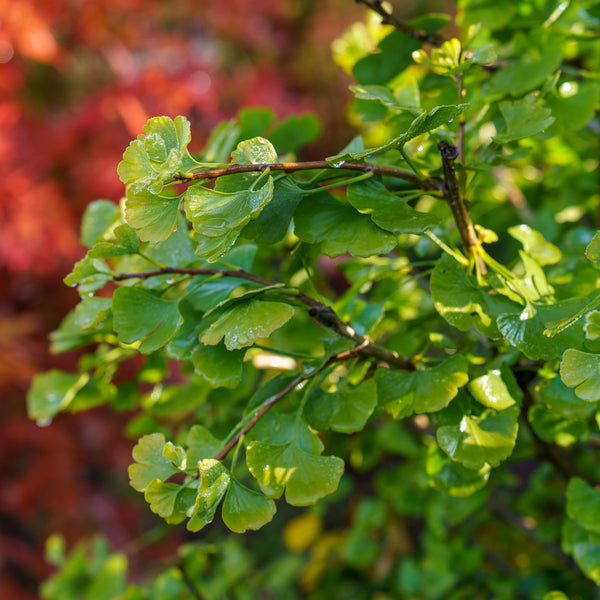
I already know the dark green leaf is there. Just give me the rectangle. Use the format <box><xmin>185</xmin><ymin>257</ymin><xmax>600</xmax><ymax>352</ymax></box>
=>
<box><xmin>294</xmin><ymin>194</ymin><xmax>397</xmax><ymax>258</ymax></box>
<box><xmin>375</xmin><ymin>355</ymin><xmax>469</xmax><ymax>419</ymax></box>
<box><xmin>192</xmin><ymin>342</ymin><xmax>245</xmax><ymax>388</ymax></box>
<box><xmin>112</xmin><ymin>287</ymin><xmax>182</xmax><ymax>354</ymax></box>
<box><xmin>494</xmin><ymin>100</ymin><xmax>555</xmax><ymax>143</ymax></box>
<box><xmin>80</xmin><ymin>200</ymin><xmax>120</xmax><ymax>248</ymax></box>
<box><xmin>347</xmin><ymin>178</ymin><xmax>439</xmax><ymax>234</ymax></box>
<box><xmin>27</xmin><ymin>370</ymin><xmax>89</xmax><ymax>423</ymax></box>
<box><xmin>560</xmin><ymin>349</ymin><xmax>600</xmax><ymax>401</ymax></box>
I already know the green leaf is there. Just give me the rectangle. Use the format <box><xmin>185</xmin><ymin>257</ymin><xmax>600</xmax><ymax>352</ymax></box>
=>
<box><xmin>112</xmin><ymin>287</ymin><xmax>182</xmax><ymax>354</ymax></box>
<box><xmin>437</xmin><ymin>409</ymin><xmax>518</xmax><ymax>469</ymax></box>
<box><xmin>585</xmin><ymin>311</ymin><xmax>600</xmax><ymax>341</ymax></box>
<box><xmin>304</xmin><ymin>379</ymin><xmax>378</xmax><ymax>434</ymax></box>
<box><xmin>64</xmin><ymin>256</ymin><xmax>113</xmax><ymax>295</ymax></box>
<box><xmin>246</xmin><ymin>419</ymin><xmax>344</xmax><ymax>506</ymax></box>
<box><xmin>328</xmin><ymin>104</ymin><xmax>468</xmax><ymax>162</ymax></box>
<box><xmin>586</xmin><ymin>232</ymin><xmax>600</xmax><ymax>268</ymax></box>
<box><xmin>350</xmin><ymin>84</ymin><xmax>420</xmax><ymax>111</ymax></box>
<box><xmin>144</xmin><ymin>480</ymin><xmax>182</xmax><ymax>518</ymax></box>
<box><xmin>347</xmin><ymin>179</ymin><xmax>439</xmax><ymax>234</ymax></box>
<box><xmin>124</xmin><ymin>186</ymin><xmax>181</xmax><ymax>244</ymax></box>
<box><xmin>375</xmin><ymin>355</ymin><xmax>469</xmax><ymax>419</ymax></box>
<box><xmin>426</xmin><ymin>442</ymin><xmax>490</xmax><ymax>497</ymax></box>
<box><xmin>294</xmin><ymin>194</ymin><xmax>397</xmax><ymax>258</ymax></box>
<box><xmin>73</xmin><ymin>296</ymin><xmax>112</xmax><ymax>330</ymax></box>
<box><xmin>508</xmin><ymin>224</ymin><xmax>561</xmax><ymax>265</ymax></box>
<box><xmin>536</xmin><ymin>376</ymin><xmax>596</xmax><ymax>420</ymax></box>
<box><xmin>200</xmin><ymin>299</ymin><xmax>294</xmax><ymax>350</ymax></box>
<box><xmin>88</xmin><ymin>224</ymin><xmax>140</xmax><ymax>258</ymax></box>
<box><xmin>431</xmin><ymin>254</ymin><xmax>519</xmax><ymax>338</ymax></box>
<box><xmin>484</xmin><ymin>44</ymin><xmax>562</xmax><ymax>97</ymax></box>
<box><xmin>567</xmin><ymin>478</ymin><xmax>600</xmax><ymax>535</ymax></box>
<box><xmin>497</xmin><ymin>299</ymin><xmax>586</xmax><ymax>360</ymax></box>
<box><xmin>184</xmin><ymin>177</ymin><xmax>274</xmax><ymax>261</ymax></box>
<box><xmin>129</xmin><ymin>433</ymin><xmax>179</xmax><ymax>492</ymax></box>
<box><xmin>268</xmin><ymin>114</ymin><xmax>322</xmax><ymax>154</ymax></box>
<box><xmin>185</xmin><ymin>425</ymin><xmax>223</xmax><ymax>469</ymax></box>
<box><xmin>353</xmin><ymin>30</ymin><xmax>422</xmax><ymax>85</ymax></box>
<box><xmin>546</xmin><ymin>81</ymin><xmax>600</xmax><ymax>134</ymax></box>
<box><xmin>563</xmin><ymin>518</ymin><xmax>600</xmax><ymax>585</ymax></box>
<box><xmin>192</xmin><ymin>342</ymin><xmax>245</xmax><ymax>388</ymax></box>
<box><xmin>468</xmin><ymin>370</ymin><xmax>518</xmax><ymax>410</ymax></box>
<box><xmin>222</xmin><ymin>479</ymin><xmax>277</xmax><ymax>533</ymax></box>
<box><xmin>493</xmin><ymin>100</ymin><xmax>555</xmax><ymax>143</ymax></box>
<box><xmin>186</xmin><ymin>459</ymin><xmax>231</xmax><ymax>532</ymax></box>
<box><xmin>560</xmin><ymin>349</ymin><xmax>600</xmax><ymax>401</ymax></box>
<box><xmin>118</xmin><ymin>115</ymin><xmax>192</xmax><ymax>192</ymax></box>
<box><xmin>80</xmin><ymin>200</ymin><xmax>120</xmax><ymax>248</ymax></box>
<box><xmin>528</xmin><ymin>404</ymin><xmax>588</xmax><ymax>447</ymax></box>
<box><xmin>231</xmin><ymin>136</ymin><xmax>278</xmax><ymax>164</ymax></box>
<box><xmin>27</xmin><ymin>370</ymin><xmax>90</xmax><ymax>423</ymax></box>
<box><xmin>141</xmin><ymin>213</ymin><xmax>196</xmax><ymax>267</ymax></box>
<box><xmin>241</xmin><ymin>178</ymin><xmax>305</xmax><ymax>244</ymax></box>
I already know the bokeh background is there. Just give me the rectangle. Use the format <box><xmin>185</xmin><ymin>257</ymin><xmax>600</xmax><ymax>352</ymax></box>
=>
<box><xmin>0</xmin><ymin>1</ymin><xmax>374</xmax><ymax>597</ymax></box>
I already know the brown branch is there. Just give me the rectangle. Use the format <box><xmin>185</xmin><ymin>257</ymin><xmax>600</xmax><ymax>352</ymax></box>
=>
<box><xmin>354</xmin><ymin>0</ymin><xmax>443</xmax><ymax>45</ymax></box>
<box><xmin>213</xmin><ymin>343</ymin><xmax>370</xmax><ymax>461</ymax></box>
<box><xmin>173</xmin><ymin>160</ymin><xmax>443</xmax><ymax>193</ymax></box>
<box><xmin>113</xmin><ymin>267</ymin><xmax>411</xmax><ymax>370</ymax></box>
<box><xmin>438</xmin><ymin>140</ymin><xmax>484</xmax><ymax>270</ymax></box>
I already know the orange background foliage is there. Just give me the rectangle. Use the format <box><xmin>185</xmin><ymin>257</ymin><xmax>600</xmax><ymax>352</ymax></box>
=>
<box><xmin>0</xmin><ymin>1</ymin><xmax>362</xmax><ymax>596</ymax></box>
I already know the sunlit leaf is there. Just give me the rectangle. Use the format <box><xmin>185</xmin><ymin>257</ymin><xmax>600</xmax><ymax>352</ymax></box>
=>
<box><xmin>508</xmin><ymin>224</ymin><xmax>561</xmax><ymax>265</ymax></box>
<box><xmin>118</xmin><ymin>115</ymin><xmax>193</xmax><ymax>192</ymax></box>
<box><xmin>437</xmin><ymin>408</ymin><xmax>518</xmax><ymax>469</ymax></box>
<box><xmin>560</xmin><ymin>349</ymin><xmax>600</xmax><ymax>401</ymax></box>
<box><xmin>246</xmin><ymin>418</ymin><xmax>344</xmax><ymax>506</ymax></box>
<box><xmin>200</xmin><ymin>299</ymin><xmax>294</xmax><ymax>350</ymax></box>
<box><xmin>468</xmin><ymin>370</ymin><xmax>518</xmax><ymax>411</ymax></box>
<box><xmin>129</xmin><ymin>433</ymin><xmax>179</xmax><ymax>492</ymax></box>
<box><xmin>494</xmin><ymin>100</ymin><xmax>554</xmax><ymax>143</ymax></box>
<box><xmin>124</xmin><ymin>186</ymin><xmax>181</xmax><ymax>244</ymax></box>
<box><xmin>186</xmin><ymin>459</ymin><xmax>231</xmax><ymax>532</ymax></box>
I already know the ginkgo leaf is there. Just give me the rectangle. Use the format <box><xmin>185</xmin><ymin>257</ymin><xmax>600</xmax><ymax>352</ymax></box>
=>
<box><xmin>222</xmin><ymin>479</ymin><xmax>277</xmax><ymax>533</ymax></box>
<box><xmin>347</xmin><ymin>179</ymin><xmax>438</xmax><ymax>234</ymax></box>
<box><xmin>186</xmin><ymin>459</ymin><xmax>231</xmax><ymax>532</ymax></box>
<box><xmin>200</xmin><ymin>299</ymin><xmax>295</xmax><ymax>350</ymax></box>
<box><xmin>124</xmin><ymin>186</ymin><xmax>182</xmax><ymax>244</ymax></box>
<box><xmin>112</xmin><ymin>287</ymin><xmax>182</xmax><ymax>354</ymax></box>
<box><xmin>129</xmin><ymin>433</ymin><xmax>179</xmax><ymax>492</ymax></box>
<box><xmin>191</xmin><ymin>342</ymin><xmax>245</xmax><ymax>388</ymax></box>
<box><xmin>375</xmin><ymin>355</ymin><xmax>469</xmax><ymax>419</ymax></box>
<box><xmin>246</xmin><ymin>418</ymin><xmax>344</xmax><ymax>506</ymax></box>
<box><xmin>304</xmin><ymin>379</ymin><xmax>378</xmax><ymax>434</ymax></box>
<box><xmin>560</xmin><ymin>349</ymin><xmax>600</xmax><ymax>401</ymax></box>
<box><xmin>118</xmin><ymin>115</ymin><xmax>192</xmax><ymax>192</ymax></box>
<box><xmin>294</xmin><ymin>194</ymin><xmax>397</xmax><ymax>258</ymax></box>
<box><xmin>437</xmin><ymin>409</ymin><xmax>518</xmax><ymax>470</ymax></box>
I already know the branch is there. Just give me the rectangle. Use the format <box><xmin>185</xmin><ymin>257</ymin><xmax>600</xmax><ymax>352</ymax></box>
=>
<box><xmin>173</xmin><ymin>160</ymin><xmax>443</xmax><ymax>193</ymax></box>
<box><xmin>354</xmin><ymin>0</ymin><xmax>443</xmax><ymax>45</ymax></box>
<box><xmin>437</xmin><ymin>140</ymin><xmax>484</xmax><ymax>269</ymax></box>
<box><xmin>113</xmin><ymin>267</ymin><xmax>411</xmax><ymax>370</ymax></box>
<box><xmin>213</xmin><ymin>343</ymin><xmax>370</xmax><ymax>461</ymax></box>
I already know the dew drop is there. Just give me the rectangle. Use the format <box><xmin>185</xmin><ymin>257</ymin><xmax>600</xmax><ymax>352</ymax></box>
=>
<box><xmin>70</xmin><ymin>283</ymin><xmax>77</xmax><ymax>288</ymax></box>
<box><xmin>333</xmin><ymin>160</ymin><xmax>346</xmax><ymax>168</ymax></box>
<box><xmin>36</xmin><ymin>417</ymin><xmax>52</xmax><ymax>428</ymax></box>
<box><xmin>448</xmin><ymin>118</ymin><xmax>454</xmax><ymax>123</ymax></box>
<box><xmin>166</xmin><ymin>278</ymin><xmax>175</xmax><ymax>284</ymax></box>
<box><xmin>87</xmin><ymin>292</ymin><xmax>94</xmax><ymax>297</ymax></box>
<box><xmin>173</xmin><ymin>226</ymin><xmax>178</xmax><ymax>232</ymax></box>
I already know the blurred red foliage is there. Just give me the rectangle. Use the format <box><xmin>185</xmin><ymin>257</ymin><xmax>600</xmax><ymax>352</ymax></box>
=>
<box><xmin>0</xmin><ymin>0</ymin><xmax>361</xmax><ymax>597</ymax></box>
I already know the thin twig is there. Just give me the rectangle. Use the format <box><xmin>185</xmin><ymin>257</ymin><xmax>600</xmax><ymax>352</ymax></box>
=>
<box><xmin>173</xmin><ymin>160</ymin><xmax>443</xmax><ymax>193</ymax></box>
<box><xmin>354</xmin><ymin>0</ymin><xmax>443</xmax><ymax>45</ymax></box>
<box><xmin>213</xmin><ymin>343</ymin><xmax>370</xmax><ymax>461</ymax></box>
<box><xmin>113</xmin><ymin>267</ymin><xmax>411</xmax><ymax>370</ymax></box>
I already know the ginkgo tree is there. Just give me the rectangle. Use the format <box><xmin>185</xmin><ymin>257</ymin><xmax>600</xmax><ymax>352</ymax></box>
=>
<box><xmin>29</xmin><ymin>0</ymin><xmax>600</xmax><ymax>598</ymax></box>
